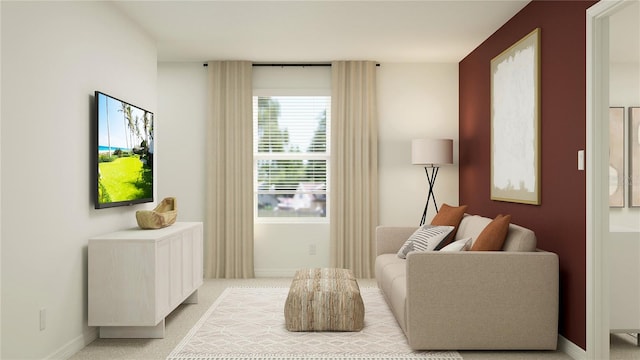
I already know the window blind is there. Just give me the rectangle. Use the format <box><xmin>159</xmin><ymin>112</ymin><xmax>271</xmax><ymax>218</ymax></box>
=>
<box><xmin>253</xmin><ymin>95</ymin><xmax>330</xmax><ymax>218</ymax></box>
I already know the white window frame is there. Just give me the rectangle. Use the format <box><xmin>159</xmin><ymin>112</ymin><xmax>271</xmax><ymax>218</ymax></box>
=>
<box><xmin>253</xmin><ymin>90</ymin><xmax>330</xmax><ymax>224</ymax></box>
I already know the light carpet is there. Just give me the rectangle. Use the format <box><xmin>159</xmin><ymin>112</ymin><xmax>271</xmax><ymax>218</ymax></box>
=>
<box><xmin>167</xmin><ymin>287</ymin><xmax>462</xmax><ymax>360</ymax></box>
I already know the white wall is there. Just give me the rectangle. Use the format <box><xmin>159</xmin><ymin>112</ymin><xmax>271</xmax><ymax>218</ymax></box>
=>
<box><xmin>157</xmin><ymin>63</ymin><xmax>208</xmax><ymax>223</ymax></box>
<box><xmin>377</xmin><ymin>63</ymin><xmax>459</xmax><ymax>226</ymax></box>
<box><xmin>610</xmin><ymin>62</ymin><xmax>640</xmax><ymax>232</ymax></box>
<box><xmin>1</xmin><ymin>2</ymin><xmax>157</xmax><ymax>358</ymax></box>
<box><xmin>157</xmin><ymin>62</ymin><xmax>459</xmax><ymax>277</ymax></box>
<box><xmin>609</xmin><ymin>231</ymin><xmax>640</xmax><ymax>331</ymax></box>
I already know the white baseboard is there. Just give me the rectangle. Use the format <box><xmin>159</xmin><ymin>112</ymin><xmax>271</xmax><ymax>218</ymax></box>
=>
<box><xmin>255</xmin><ymin>268</ymin><xmax>297</xmax><ymax>277</ymax></box>
<box><xmin>558</xmin><ymin>335</ymin><xmax>586</xmax><ymax>360</ymax></box>
<box><xmin>45</xmin><ymin>327</ymin><xmax>98</xmax><ymax>360</ymax></box>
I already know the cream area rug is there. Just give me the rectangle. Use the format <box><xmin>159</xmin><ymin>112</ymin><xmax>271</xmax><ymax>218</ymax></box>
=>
<box><xmin>167</xmin><ymin>287</ymin><xmax>463</xmax><ymax>360</ymax></box>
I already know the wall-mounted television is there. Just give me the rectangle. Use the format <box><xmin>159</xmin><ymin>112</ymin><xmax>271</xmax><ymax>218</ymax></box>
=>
<box><xmin>95</xmin><ymin>91</ymin><xmax>154</xmax><ymax>209</ymax></box>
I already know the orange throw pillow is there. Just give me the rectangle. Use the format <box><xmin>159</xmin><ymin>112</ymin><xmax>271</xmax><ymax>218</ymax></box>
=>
<box><xmin>470</xmin><ymin>214</ymin><xmax>511</xmax><ymax>251</ymax></box>
<box><xmin>430</xmin><ymin>203</ymin><xmax>468</xmax><ymax>248</ymax></box>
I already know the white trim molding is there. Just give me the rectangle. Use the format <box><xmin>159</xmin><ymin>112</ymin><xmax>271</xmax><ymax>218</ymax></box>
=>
<box><xmin>559</xmin><ymin>335</ymin><xmax>586</xmax><ymax>360</ymax></box>
<box><xmin>44</xmin><ymin>328</ymin><xmax>98</xmax><ymax>360</ymax></box>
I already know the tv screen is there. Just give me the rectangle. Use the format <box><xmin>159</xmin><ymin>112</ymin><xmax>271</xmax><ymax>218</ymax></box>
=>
<box><xmin>95</xmin><ymin>91</ymin><xmax>154</xmax><ymax>209</ymax></box>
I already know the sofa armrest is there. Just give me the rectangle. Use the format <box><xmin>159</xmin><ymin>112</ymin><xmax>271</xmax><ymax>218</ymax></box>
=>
<box><xmin>405</xmin><ymin>251</ymin><xmax>558</xmax><ymax>350</ymax></box>
<box><xmin>375</xmin><ymin>226</ymin><xmax>417</xmax><ymax>256</ymax></box>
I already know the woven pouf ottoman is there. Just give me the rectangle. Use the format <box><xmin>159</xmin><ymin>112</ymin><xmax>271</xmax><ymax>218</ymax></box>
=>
<box><xmin>284</xmin><ymin>268</ymin><xmax>364</xmax><ymax>332</ymax></box>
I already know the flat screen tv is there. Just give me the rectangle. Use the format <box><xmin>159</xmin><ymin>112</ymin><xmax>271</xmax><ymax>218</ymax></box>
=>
<box><xmin>95</xmin><ymin>91</ymin><xmax>154</xmax><ymax>209</ymax></box>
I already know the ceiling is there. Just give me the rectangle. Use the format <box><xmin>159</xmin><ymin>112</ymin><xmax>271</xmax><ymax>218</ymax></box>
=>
<box><xmin>113</xmin><ymin>0</ymin><xmax>531</xmax><ymax>63</ymax></box>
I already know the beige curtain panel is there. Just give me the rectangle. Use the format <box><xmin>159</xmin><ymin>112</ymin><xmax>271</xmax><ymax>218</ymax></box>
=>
<box><xmin>330</xmin><ymin>61</ymin><xmax>379</xmax><ymax>278</ymax></box>
<box><xmin>205</xmin><ymin>61</ymin><xmax>255</xmax><ymax>279</ymax></box>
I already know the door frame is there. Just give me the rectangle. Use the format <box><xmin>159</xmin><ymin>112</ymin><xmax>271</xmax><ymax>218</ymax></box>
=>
<box><xmin>586</xmin><ymin>1</ymin><xmax>634</xmax><ymax>359</ymax></box>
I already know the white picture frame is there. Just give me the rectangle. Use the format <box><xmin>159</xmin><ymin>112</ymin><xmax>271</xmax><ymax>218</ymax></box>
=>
<box><xmin>630</xmin><ymin>107</ymin><xmax>640</xmax><ymax>207</ymax></box>
<box><xmin>609</xmin><ymin>107</ymin><xmax>625</xmax><ymax>207</ymax></box>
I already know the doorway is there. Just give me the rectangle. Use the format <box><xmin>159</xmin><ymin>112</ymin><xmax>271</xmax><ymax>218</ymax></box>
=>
<box><xmin>608</xmin><ymin>1</ymin><xmax>640</xmax><ymax>357</ymax></box>
<box><xmin>587</xmin><ymin>1</ymin><xmax>640</xmax><ymax>359</ymax></box>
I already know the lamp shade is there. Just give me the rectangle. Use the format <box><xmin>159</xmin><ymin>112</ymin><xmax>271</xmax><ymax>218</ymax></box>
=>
<box><xmin>411</xmin><ymin>139</ymin><xmax>453</xmax><ymax>165</ymax></box>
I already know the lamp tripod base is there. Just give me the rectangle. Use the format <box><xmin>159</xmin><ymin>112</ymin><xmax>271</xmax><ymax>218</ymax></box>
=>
<box><xmin>419</xmin><ymin>166</ymin><xmax>440</xmax><ymax>226</ymax></box>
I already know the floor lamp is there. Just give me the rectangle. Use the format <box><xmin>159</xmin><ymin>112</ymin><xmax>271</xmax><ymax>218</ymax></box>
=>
<box><xmin>412</xmin><ymin>139</ymin><xmax>453</xmax><ymax>226</ymax></box>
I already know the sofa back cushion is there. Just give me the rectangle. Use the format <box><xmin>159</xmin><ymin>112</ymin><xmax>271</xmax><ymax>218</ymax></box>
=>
<box><xmin>455</xmin><ymin>214</ymin><xmax>537</xmax><ymax>252</ymax></box>
<box><xmin>469</xmin><ymin>214</ymin><xmax>511</xmax><ymax>251</ymax></box>
<box><xmin>430</xmin><ymin>204</ymin><xmax>468</xmax><ymax>248</ymax></box>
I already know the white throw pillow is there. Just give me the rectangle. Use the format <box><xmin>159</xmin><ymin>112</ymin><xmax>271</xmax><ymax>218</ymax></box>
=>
<box><xmin>440</xmin><ymin>237</ymin><xmax>472</xmax><ymax>252</ymax></box>
<box><xmin>397</xmin><ymin>225</ymin><xmax>454</xmax><ymax>259</ymax></box>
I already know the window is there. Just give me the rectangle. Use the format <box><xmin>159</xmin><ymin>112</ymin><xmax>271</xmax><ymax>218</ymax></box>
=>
<box><xmin>253</xmin><ymin>95</ymin><xmax>330</xmax><ymax>220</ymax></box>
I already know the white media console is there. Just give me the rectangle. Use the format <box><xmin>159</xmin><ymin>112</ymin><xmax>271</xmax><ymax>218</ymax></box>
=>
<box><xmin>88</xmin><ymin>222</ymin><xmax>203</xmax><ymax>338</ymax></box>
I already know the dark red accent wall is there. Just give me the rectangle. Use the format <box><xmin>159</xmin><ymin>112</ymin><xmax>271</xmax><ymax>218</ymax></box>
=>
<box><xmin>459</xmin><ymin>0</ymin><xmax>597</xmax><ymax>350</ymax></box>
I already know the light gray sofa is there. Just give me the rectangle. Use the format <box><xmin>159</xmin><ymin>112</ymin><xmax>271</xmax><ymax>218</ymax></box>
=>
<box><xmin>375</xmin><ymin>214</ymin><xmax>559</xmax><ymax>350</ymax></box>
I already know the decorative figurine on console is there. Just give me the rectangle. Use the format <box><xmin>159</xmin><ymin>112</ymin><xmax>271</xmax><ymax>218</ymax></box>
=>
<box><xmin>136</xmin><ymin>197</ymin><xmax>177</xmax><ymax>229</ymax></box>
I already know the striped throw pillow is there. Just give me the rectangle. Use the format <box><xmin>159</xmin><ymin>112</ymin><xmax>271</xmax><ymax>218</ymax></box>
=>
<box><xmin>397</xmin><ymin>225</ymin><xmax>455</xmax><ymax>259</ymax></box>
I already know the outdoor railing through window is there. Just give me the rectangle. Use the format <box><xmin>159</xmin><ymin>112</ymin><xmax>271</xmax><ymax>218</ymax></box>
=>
<box><xmin>253</xmin><ymin>96</ymin><xmax>330</xmax><ymax>219</ymax></box>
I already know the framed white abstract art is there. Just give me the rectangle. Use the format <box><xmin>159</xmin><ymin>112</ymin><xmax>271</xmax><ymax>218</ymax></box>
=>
<box><xmin>490</xmin><ymin>28</ymin><xmax>541</xmax><ymax>205</ymax></box>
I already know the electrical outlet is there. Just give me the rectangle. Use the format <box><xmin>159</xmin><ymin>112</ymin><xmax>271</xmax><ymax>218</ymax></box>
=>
<box><xmin>40</xmin><ymin>308</ymin><xmax>46</xmax><ymax>331</ymax></box>
<box><xmin>309</xmin><ymin>244</ymin><xmax>316</xmax><ymax>255</ymax></box>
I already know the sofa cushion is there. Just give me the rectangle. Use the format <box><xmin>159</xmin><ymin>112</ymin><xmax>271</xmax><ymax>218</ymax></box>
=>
<box><xmin>397</xmin><ymin>225</ymin><xmax>454</xmax><ymax>259</ymax></box>
<box><xmin>440</xmin><ymin>237</ymin><xmax>472</xmax><ymax>252</ymax></box>
<box><xmin>502</xmin><ymin>223</ymin><xmax>537</xmax><ymax>251</ymax></box>
<box><xmin>457</xmin><ymin>215</ymin><xmax>536</xmax><ymax>252</ymax></box>
<box><xmin>430</xmin><ymin>204</ymin><xmax>468</xmax><ymax>248</ymax></box>
<box><xmin>387</xmin><ymin>273</ymin><xmax>408</xmax><ymax>333</ymax></box>
<box><xmin>375</xmin><ymin>254</ymin><xmax>406</xmax><ymax>295</ymax></box>
<box><xmin>374</xmin><ymin>253</ymin><xmax>407</xmax><ymax>332</ymax></box>
<box><xmin>470</xmin><ymin>214</ymin><xmax>511</xmax><ymax>251</ymax></box>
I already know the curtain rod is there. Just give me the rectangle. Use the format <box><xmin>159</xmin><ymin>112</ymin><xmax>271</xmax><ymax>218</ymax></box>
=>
<box><xmin>253</xmin><ymin>63</ymin><xmax>330</xmax><ymax>67</ymax></box>
<box><xmin>202</xmin><ymin>63</ymin><xmax>380</xmax><ymax>67</ymax></box>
